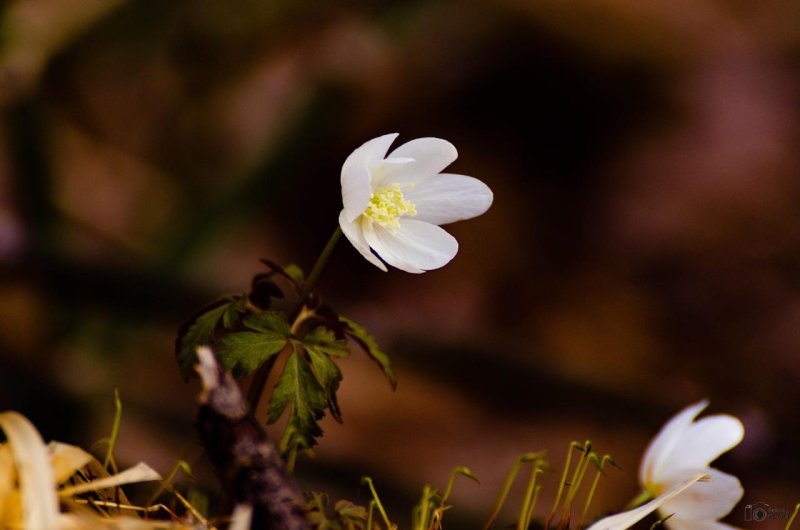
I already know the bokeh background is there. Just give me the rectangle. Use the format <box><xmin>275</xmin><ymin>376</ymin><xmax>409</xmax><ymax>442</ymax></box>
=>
<box><xmin>1</xmin><ymin>0</ymin><xmax>799</xmax><ymax>527</ymax></box>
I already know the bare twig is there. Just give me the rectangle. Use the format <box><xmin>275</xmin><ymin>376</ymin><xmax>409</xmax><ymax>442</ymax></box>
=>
<box><xmin>195</xmin><ymin>347</ymin><xmax>309</xmax><ymax>530</ymax></box>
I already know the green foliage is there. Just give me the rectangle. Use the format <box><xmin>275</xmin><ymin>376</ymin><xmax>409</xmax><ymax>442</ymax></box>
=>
<box><xmin>306</xmin><ymin>347</ymin><xmax>344</xmax><ymax>422</ymax></box>
<box><xmin>303</xmin><ymin>326</ymin><xmax>349</xmax><ymax>357</ymax></box>
<box><xmin>283</xmin><ymin>263</ymin><xmax>305</xmax><ymax>287</ymax></box>
<box><xmin>268</xmin><ymin>346</ymin><xmax>328</xmax><ymax>451</ymax></box>
<box><xmin>243</xmin><ymin>311</ymin><xmax>291</xmax><ymax>335</ymax></box>
<box><xmin>217</xmin><ymin>331</ymin><xmax>288</xmax><ymax>377</ymax></box>
<box><xmin>210</xmin><ymin>311</ymin><xmax>291</xmax><ymax>377</ymax></box>
<box><xmin>260</xmin><ymin>259</ymin><xmax>304</xmax><ymax>292</ymax></box>
<box><xmin>306</xmin><ymin>492</ymin><xmax>369</xmax><ymax>530</ymax></box>
<box><xmin>175</xmin><ymin>262</ymin><xmax>400</xmax><ymax>459</ymax></box>
<box><xmin>410</xmin><ymin>467</ymin><xmax>480</xmax><ymax>530</ymax></box>
<box><xmin>222</xmin><ymin>297</ymin><xmax>247</xmax><ymax>329</ymax></box>
<box><xmin>176</xmin><ymin>296</ymin><xmax>244</xmax><ymax>379</ymax></box>
<box><xmin>340</xmin><ymin>316</ymin><xmax>396</xmax><ymax>388</ymax></box>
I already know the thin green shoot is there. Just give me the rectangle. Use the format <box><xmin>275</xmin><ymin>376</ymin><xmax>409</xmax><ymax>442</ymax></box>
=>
<box><xmin>412</xmin><ymin>484</ymin><xmax>436</xmax><ymax>530</ymax></box>
<box><xmin>146</xmin><ymin>460</ymin><xmax>192</xmax><ymax>507</ymax></box>
<box><xmin>362</xmin><ymin>477</ymin><xmax>396</xmax><ymax>530</ymax></box>
<box><xmin>368</xmin><ymin>499</ymin><xmax>377</xmax><ymax>530</ymax></box>
<box><xmin>483</xmin><ymin>452</ymin><xmax>543</xmax><ymax>530</ymax></box>
<box><xmin>577</xmin><ymin>454</ymin><xmax>616</xmax><ymax>529</ymax></box>
<box><xmin>517</xmin><ymin>459</ymin><xmax>546</xmax><ymax>530</ymax></box>
<box><xmin>169</xmin><ymin>489</ymin><xmax>213</xmax><ymax>527</ymax></box>
<box><xmin>627</xmin><ymin>489</ymin><xmax>655</xmax><ymax>510</ymax></box>
<box><xmin>441</xmin><ymin>466</ymin><xmax>479</xmax><ymax>507</ymax></box>
<box><xmin>558</xmin><ymin>442</ymin><xmax>592</xmax><ymax>530</ymax></box>
<box><xmin>526</xmin><ymin>485</ymin><xmax>543</xmax><ymax>530</ymax></box>
<box><xmin>651</xmin><ymin>513</ymin><xmax>674</xmax><ymax>530</ymax></box>
<box><xmin>103</xmin><ymin>389</ymin><xmax>123</xmax><ymax>472</ymax></box>
<box><xmin>545</xmin><ymin>441</ymin><xmax>583</xmax><ymax>530</ymax></box>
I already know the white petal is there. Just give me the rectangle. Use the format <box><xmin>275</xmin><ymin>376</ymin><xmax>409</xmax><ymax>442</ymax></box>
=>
<box><xmin>338</xmin><ymin>210</ymin><xmax>387</xmax><ymax>271</ymax></box>
<box><xmin>0</xmin><ymin>411</ymin><xmax>59</xmax><ymax>530</ymax></box>
<box><xmin>640</xmin><ymin>400</ymin><xmax>708</xmax><ymax>486</ymax></box>
<box><xmin>47</xmin><ymin>442</ymin><xmax>92</xmax><ymax>485</ymax></box>
<box><xmin>404</xmin><ymin>173</ymin><xmax>493</xmax><ymax>225</ymax></box>
<box><xmin>378</xmin><ymin>137</ymin><xmax>458</xmax><ymax>188</ymax></box>
<box><xmin>58</xmin><ymin>462</ymin><xmax>161</xmax><ymax>496</ymax></box>
<box><xmin>585</xmin><ymin>472</ymin><xmax>709</xmax><ymax>530</ymax></box>
<box><xmin>362</xmin><ymin>222</ymin><xmax>423</xmax><ymax>273</ymax></box>
<box><xmin>665</xmin><ymin>518</ymin><xmax>741</xmax><ymax>530</ymax></box>
<box><xmin>342</xmin><ymin>133</ymin><xmax>398</xmax><ymax>222</ymax></box>
<box><xmin>363</xmin><ymin>219</ymin><xmax>458</xmax><ymax>273</ymax></box>
<box><xmin>663</xmin><ymin>415</ymin><xmax>744</xmax><ymax>471</ymax></box>
<box><xmin>659</xmin><ymin>467</ymin><xmax>743</xmax><ymax>521</ymax></box>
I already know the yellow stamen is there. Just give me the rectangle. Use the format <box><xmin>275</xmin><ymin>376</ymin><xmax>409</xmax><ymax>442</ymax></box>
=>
<box><xmin>363</xmin><ymin>184</ymin><xmax>416</xmax><ymax>233</ymax></box>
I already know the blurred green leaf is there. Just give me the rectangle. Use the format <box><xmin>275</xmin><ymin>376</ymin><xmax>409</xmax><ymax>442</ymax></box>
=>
<box><xmin>222</xmin><ymin>297</ymin><xmax>247</xmax><ymax>329</ymax></box>
<box><xmin>340</xmin><ymin>316</ymin><xmax>396</xmax><ymax>389</ymax></box>
<box><xmin>284</xmin><ymin>263</ymin><xmax>305</xmax><ymax>287</ymax></box>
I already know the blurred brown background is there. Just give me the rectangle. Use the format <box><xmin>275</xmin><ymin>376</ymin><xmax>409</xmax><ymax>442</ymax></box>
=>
<box><xmin>1</xmin><ymin>0</ymin><xmax>799</xmax><ymax>527</ymax></box>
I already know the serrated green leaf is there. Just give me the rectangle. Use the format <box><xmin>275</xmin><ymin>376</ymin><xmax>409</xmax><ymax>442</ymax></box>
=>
<box><xmin>267</xmin><ymin>348</ymin><xmax>327</xmax><ymax>450</ymax></box>
<box><xmin>303</xmin><ymin>327</ymin><xmax>350</xmax><ymax>357</ymax></box>
<box><xmin>176</xmin><ymin>297</ymin><xmax>238</xmax><ymax>379</ymax></box>
<box><xmin>307</xmin><ymin>348</ymin><xmax>344</xmax><ymax>423</ymax></box>
<box><xmin>243</xmin><ymin>311</ymin><xmax>291</xmax><ymax>336</ymax></box>
<box><xmin>222</xmin><ymin>297</ymin><xmax>247</xmax><ymax>329</ymax></box>
<box><xmin>340</xmin><ymin>316</ymin><xmax>396</xmax><ymax>388</ymax></box>
<box><xmin>216</xmin><ymin>331</ymin><xmax>288</xmax><ymax>377</ymax></box>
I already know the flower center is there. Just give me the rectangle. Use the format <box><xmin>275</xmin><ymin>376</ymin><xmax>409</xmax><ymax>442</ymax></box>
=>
<box><xmin>362</xmin><ymin>184</ymin><xmax>416</xmax><ymax>233</ymax></box>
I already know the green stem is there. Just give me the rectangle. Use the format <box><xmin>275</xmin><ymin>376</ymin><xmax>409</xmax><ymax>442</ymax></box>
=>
<box><xmin>559</xmin><ymin>443</ymin><xmax>592</xmax><ymax>529</ymax></box>
<box><xmin>626</xmin><ymin>489</ymin><xmax>655</xmax><ymax>510</ymax></box>
<box><xmin>103</xmin><ymin>389</ymin><xmax>122</xmax><ymax>472</ymax></box>
<box><xmin>577</xmin><ymin>455</ymin><xmax>612</xmax><ymax>529</ymax></box>
<box><xmin>290</xmin><ymin>226</ymin><xmax>342</xmax><ymax>319</ymax></box>
<box><xmin>545</xmin><ymin>442</ymin><xmax>580</xmax><ymax>530</ymax></box>
<box><xmin>483</xmin><ymin>453</ymin><xmax>541</xmax><ymax>530</ymax></box>
<box><xmin>146</xmin><ymin>460</ymin><xmax>191</xmax><ymax>506</ymax></box>
<box><xmin>362</xmin><ymin>477</ymin><xmax>394</xmax><ymax>530</ymax></box>
<box><xmin>245</xmin><ymin>226</ymin><xmax>342</xmax><ymax>413</ymax></box>
<box><xmin>517</xmin><ymin>464</ymin><xmax>544</xmax><ymax>530</ymax></box>
<box><xmin>367</xmin><ymin>500</ymin><xmax>376</xmax><ymax>530</ymax></box>
<box><xmin>526</xmin><ymin>485</ymin><xmax>542</xmax><ymax>530</ymax></box>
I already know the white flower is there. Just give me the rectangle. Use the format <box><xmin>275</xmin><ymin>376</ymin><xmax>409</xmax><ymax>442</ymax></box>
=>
<box><xmin>586</xmin><ymin>400</ymin><xmax>744</xmax><ymax>530</ymax></box>
<box><xmin>339</xmin><ymin>133</ymin><xmax>493</xmax><ymax>273</ymax></box>
<box><xmin>586</xmin><ymin>473</ymin><xmax>710</xmax><ymax>530</ymax></box>
<box><xmin>640</xmin><ymin>400</ymin><xmax>744</xmax><ymax>530</ymax></box>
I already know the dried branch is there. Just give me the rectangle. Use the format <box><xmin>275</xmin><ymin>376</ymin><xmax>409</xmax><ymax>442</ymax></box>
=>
<box><xmin>195</xmin><ymin>347</ymin><xmax>309</xmax><ymax>530</ymax></box>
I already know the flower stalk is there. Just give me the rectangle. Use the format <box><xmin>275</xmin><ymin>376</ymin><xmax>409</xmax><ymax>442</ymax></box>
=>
<box><xmin>290</xmin><ymin>226</ymin><xmax>342</xmax><ymax>319</ymax></box>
